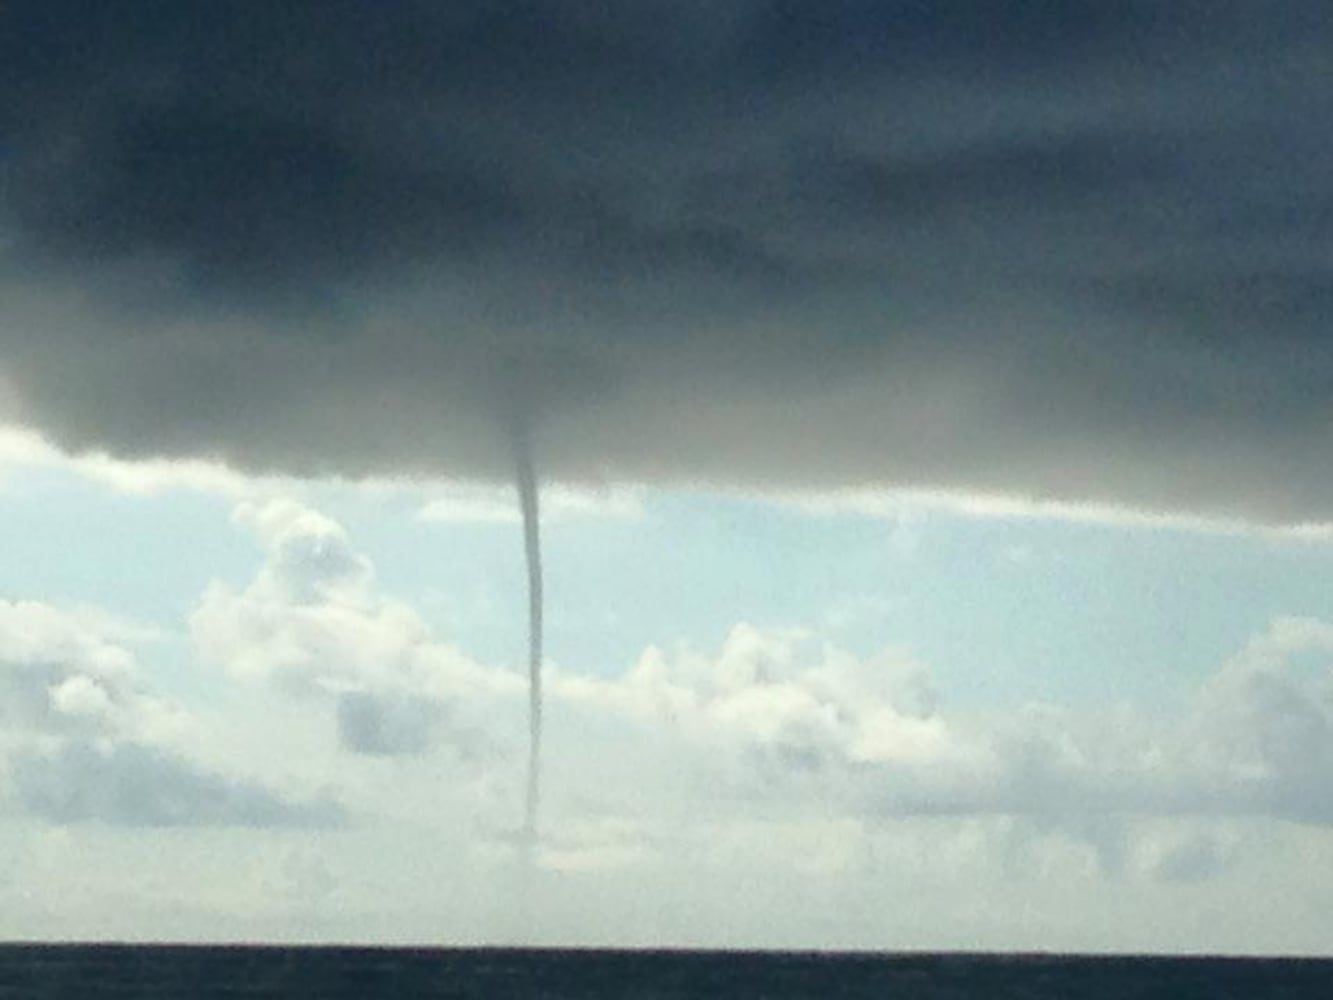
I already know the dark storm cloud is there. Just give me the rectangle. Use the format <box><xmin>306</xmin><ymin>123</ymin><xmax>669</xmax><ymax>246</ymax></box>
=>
<box><xmin>3</xmin><ymin>1</ymin><xmax>1331</xmax><ymax>519</ymax></box>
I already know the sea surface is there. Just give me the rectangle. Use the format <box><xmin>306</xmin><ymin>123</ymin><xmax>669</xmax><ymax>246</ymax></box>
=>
<box><xmin>0</xmin><ymin>945</ymin><xmax>1330</xmax><ymax>998</ymax></box>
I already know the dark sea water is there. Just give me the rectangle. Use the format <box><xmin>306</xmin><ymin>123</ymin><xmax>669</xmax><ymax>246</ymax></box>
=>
<box><xmin>0</xmin><ymin>945</ymin><xmax>1330</xmax><ymax>998</ymax></box>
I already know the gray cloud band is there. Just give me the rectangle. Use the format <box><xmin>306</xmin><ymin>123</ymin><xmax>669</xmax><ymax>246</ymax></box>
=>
<box><xmin>2</xmin><ymin>2</ymin><xmax>1331</xmax><ymax>521</ymax></box>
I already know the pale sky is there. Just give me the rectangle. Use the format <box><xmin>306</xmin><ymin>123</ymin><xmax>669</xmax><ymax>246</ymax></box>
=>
<box><xmin>4</xmin><ymin>1</ymin><xmax>1333</xmax><ymax>955</ymax></box>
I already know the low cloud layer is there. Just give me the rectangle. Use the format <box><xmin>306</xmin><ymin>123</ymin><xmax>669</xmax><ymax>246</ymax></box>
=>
<box><xmin>0</xmin><ymin>599</ymin><xmax>340</xmax><ymax>827</ymax></box>
<box><xmin>184</xmin><ymin>500</ymin><xmax>1333</xmax><ymax>845</ymax></box>
<box><xmin>3</xmin><ymin>3</ymin><xmax>1332</xmax><ymax>520</ymax></box>
<box><xmin>558</xmin><ymin>616</ymin><xmax>1333</xmax><ymax>847</ymax></box>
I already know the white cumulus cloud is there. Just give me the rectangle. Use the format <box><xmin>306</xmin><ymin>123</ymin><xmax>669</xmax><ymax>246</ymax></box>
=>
<box><xmin>192</xmin><ymin>499</ymin><xmax>521</xmax><ymax>757</ymax></box>
<box><xmin>0</xmin><ymin>599</ymin><xmax>338</xmax><ymax>827</ymax></box>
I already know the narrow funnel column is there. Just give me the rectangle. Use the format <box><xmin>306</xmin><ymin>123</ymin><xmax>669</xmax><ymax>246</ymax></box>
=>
<box><xmin>514</xmin><ymin>431</ymin><xmax>543</xmax><ymax>843</ymax></box>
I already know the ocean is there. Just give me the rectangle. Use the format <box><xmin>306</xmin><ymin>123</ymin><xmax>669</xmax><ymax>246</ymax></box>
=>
<box><xmin>0</xmin><ymin>945</ymin><xmax>1329</xmax><ymax>998</ymax></box>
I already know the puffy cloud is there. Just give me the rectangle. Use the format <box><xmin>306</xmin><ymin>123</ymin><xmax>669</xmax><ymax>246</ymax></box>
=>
<box><xmin>1184</xmin><ymin>618</ymin><xmax>1333</xmax><ymax>824</ymax></box>
<box><xmin>191</xmin><ymin>499</ymin><xmax>520</xmax><ymax>756</ymax></box>
<box><xmin>0</xmin><ymin>601</ymin><xmax>177</xmax><ymax>742</ymax></box>
<box><xmin>555</xmin><ymin>624</ymin><xmax>995</xmax><ymax>823</ymax></box>
<box><xmin>233</xmin><ymin>499</ymin><xmax>375</xmax><ymax>606</ymax></box>
<box><xmin>550</xmin><ymin>615</ymin><xmax>1333</xmax><ymax>852</ymax></box>
<box><xmin>2</xmin><ymin>3</ymin><xmax>1332</xmax><ymax>522</ymax></box>
<box><xmin>947</xmin><ymin>618</ymin><xmax>1333</xmax><ymax>835</ymax></box>
<box><xmin>0</xmin><ymin>599</ymin><xmax>339</xmax><ymax>827</ymax></box>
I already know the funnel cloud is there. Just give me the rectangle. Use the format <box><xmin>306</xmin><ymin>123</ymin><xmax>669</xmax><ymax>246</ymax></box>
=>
<box><xmin>513</xmin><ymin>424</ymin><xmax>544</xmax><ymax>842</ymax></box>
